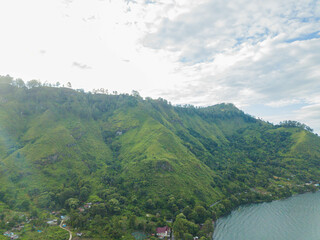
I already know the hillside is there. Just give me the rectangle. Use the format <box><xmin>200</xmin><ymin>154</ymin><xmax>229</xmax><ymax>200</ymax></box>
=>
<box><xmin>0</xmin><ymin>75</ymin><xmax>320</xmax><ymax>239</ymax></box>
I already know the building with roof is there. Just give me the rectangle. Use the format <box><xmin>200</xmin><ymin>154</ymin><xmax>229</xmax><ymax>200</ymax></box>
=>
<box><xmin>156</xmin><ymin>226</ymin><xmax>171</xmax><ymax>239</ymax></box>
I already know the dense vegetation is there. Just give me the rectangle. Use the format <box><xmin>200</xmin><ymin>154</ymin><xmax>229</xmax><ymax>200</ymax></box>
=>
<box><xmin>0</xmin><ymin>75</ymin><xmax>320</xmax><ymax>239</ymax></box>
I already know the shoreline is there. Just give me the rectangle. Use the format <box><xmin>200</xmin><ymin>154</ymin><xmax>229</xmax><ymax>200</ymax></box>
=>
<box><xmin>211</xmin><ymin>190</ymin><xmax>320</xmax><ymax>239</ymax></box>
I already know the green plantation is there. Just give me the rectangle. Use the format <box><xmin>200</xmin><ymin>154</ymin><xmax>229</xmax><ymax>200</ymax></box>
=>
<box><xmin>0</xmin><ymin>75</ymin><xmax>320</xmax><ymax>239</ymax></box>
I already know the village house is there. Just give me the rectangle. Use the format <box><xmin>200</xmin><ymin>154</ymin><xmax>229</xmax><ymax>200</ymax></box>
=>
<box><xmin>47</xmin><ymin>219</ymin><xmax>58</xmax><ymax>226</ymax></box>
<box><xmin>84</xmin><ymin>203</ymin><xmax>92</xmax><ymax>209</ymax></box>
<box><xmin>116</xmin><ymin>131</ymin><xmax>123</xmax><ymax>136</ymax></box>
<box><xmin>156</xmin><ymin>226</ymin><xmax>171</xmax><ymax>239</ymax></box>
<box><xmin>12</xmin><ymin>224</ymin><xmax>24</xmax><ymax>231</ymax></box>
<box><xmin>3</xmin><ymin>232</ymin><xmax>19</xmax><ymax>239</ymax></box>
<box><xmin>78</xmin><ymin>207</ymin><xmax>85</xmax><ymax>212</ymax></box>
<box><xmin>60</xmin><ymin>215</ymin><xmax>69</xmax><ymax>221</ymax></box>
<box><xmin>51</xmin><ymin>211</ymin><xmax>60</xmax><ymax>216</ymax></box>
<box><xmin>4</xmin><ymin>231</ymin><xmax>14</xmax><ymax>237</ymax></box>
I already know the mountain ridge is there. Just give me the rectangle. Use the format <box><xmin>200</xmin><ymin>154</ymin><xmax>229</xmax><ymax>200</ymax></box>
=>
<box><xmin>0</xmin><ymin>75</ymin><xmax>320</xmax><ymax>239</ymax></box>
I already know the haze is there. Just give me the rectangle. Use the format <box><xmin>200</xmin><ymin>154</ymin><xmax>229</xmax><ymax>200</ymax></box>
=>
<box><xmin>0</xmin><ymin>0</ymin><xmax>319</xmax><ymax>133</ymax></box>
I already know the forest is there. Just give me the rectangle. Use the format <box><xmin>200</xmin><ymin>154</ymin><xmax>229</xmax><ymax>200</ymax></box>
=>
<box><xmin>0</xmin><ymin>75</ymin><xmax>320</xmax><ymax>239</ymax></box>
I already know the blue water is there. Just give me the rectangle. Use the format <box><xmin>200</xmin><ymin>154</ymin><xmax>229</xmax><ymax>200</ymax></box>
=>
<box><xmin>212</xmin><ymin>192</ymin><xmax>320</xmax><ymax>240</ymax></box>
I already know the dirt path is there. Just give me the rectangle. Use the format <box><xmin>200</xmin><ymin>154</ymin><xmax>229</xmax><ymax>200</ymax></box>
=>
<box><xmin>210</xmin><ymin>200</ymin><xmax>221</xmax><ymax>208</ymax></box>
<box><xmin>59</xmin><ymin>220</ymin><xmax>72</xmax><ymax>240</ymax></box>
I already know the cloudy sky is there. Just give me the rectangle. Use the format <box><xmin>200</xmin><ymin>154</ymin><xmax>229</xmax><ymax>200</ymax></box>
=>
<box><xmin>0</xmin><ymin>0</ymin><xmax>320</xmax><ymax>133</ymax></box>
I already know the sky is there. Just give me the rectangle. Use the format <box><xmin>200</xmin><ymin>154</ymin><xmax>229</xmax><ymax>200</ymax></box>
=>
<box><xmin>0</xmin><ymin>0</ymin><xmax>320</xmax><ymax>133</ymax></box>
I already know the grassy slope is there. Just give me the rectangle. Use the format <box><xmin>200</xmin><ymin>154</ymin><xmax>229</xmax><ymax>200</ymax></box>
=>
<box><xmin>0</xmin><ymin>88</ymin><xmax>223</xmax><ymax>208</ymax></box>
<box><xmin>0</xmin><ymin>85</ymin><xmax>320</xmax><ymax>214</ymax></box>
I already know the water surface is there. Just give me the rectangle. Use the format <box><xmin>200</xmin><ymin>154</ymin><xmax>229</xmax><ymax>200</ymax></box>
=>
<box><xmin>212</xmin><ymin>192</ymin><xmax>320</xmax><ymax>240</ymax></box>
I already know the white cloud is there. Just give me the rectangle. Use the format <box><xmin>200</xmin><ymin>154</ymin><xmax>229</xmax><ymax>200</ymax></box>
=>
<box><xmin>0</xmin><ymin>0</ymin><xmax>182</xmax><ymax>93</ymax></box>
<box><xmin>293</xmin><ymin>104</ymin><xmax>320</xmax><ymax>133</ymax></box>
<box><xmin>72</xmin><ymin>62</ymin><xmax>92</xmax><ymax>70</ymax></box>
<box><xmin>258</xmin><ymin>103</ymin><xmax>320</xmax><ymax>134</ymax></box>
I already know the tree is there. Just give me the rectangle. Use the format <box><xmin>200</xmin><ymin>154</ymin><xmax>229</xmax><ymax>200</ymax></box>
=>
<box><xmin>184</xmin><ymin>233</ymin><xmax>193</xmax><ymax>240</ymax></box>
<box><xmin>194</xmin><ymin>205</ymin><xmax>208</xmax><ymax>224</ymax></box>
<box><xmin>176</xmin><ymin>213</ymin><xmax>186</xmax><ymax>220</ymax></box>
<box><xmin>0</xmin><ymin>75</ymin><xmax>14</xmax><ymax>93</ymax></box>
<box><xmin>145</xmin><ymin>199</ymin><xmax>155</xmax><ymax>210</ymax></box>
<box><xmin>173</xmin><ymin>213</ymin><xmax>199</xmax><ymax>239</ymax></box>
<box><xmin>199</xmin><ymin>219</ymin><xmax>213</xmax><ymax>238</ymax></box>
<box><xmin>107</xmin><ymin>198</ymin><xmax>120</xmax><ymax>214</ymax></box>
<box><xmin>183</xmin><ymin>206</ymin><xmax>192</xmax><ymax>219</ymax></box>
<box><xmin>79</xmin><ymin>186</ymin><xmax>90</xmax><ymax>201</ymax></box>
<box><xmin>129</xmin><ymin>215</ymin><xmax>137</xmax><ymax>229</ymax></box>
<box><xmin>37</xmin><ymin>192</ymin><xmax>52</xmax><ymax>208</ymax></box>
<box><xmin>131</xmin><ymin>90</ymin><xmax>141</xmax><ymax>98</ymax></box>
<box><xmin>91</xmin><ymin>203</ymin><xmax>107</xmax><ymax>217</ymax></box>
<box><xmin>31</xmin><ymin>208</ymin><xmax>39</xmax><ymax>218</ymax></box>
<box><xmin>0</xmin><ymin>75</ymin><xmax>13</xmax><ymax>85</ymax></box>
<box><xmin>26</xmin><ymin>79</ymin><xmax>41</xmax><ymax>88</ymax></box>
<box><xmin>13</xmin><ymin>78</ymin><xmax>25</xmax><ymax>88</ymax></box>
<box><xmin>18</xmin><ymin>200</ymin><xmax>30</xmax><ymax>211</ymax></box>
<box><xmin>65</xmin><ymin>198</ymin><xmax>80</xmax><ymax>209</ymax></box>
<box><xmin>67</xmin><ymin>82</ymin><xmax>72</xmax><ymax>88</ymax></box>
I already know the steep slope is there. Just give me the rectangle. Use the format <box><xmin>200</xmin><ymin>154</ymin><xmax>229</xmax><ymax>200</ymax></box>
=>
<box><xmin>0</xmin><ymin>80</ymin><xmax>221</xmax><ymax>209</ymax></box>
<box><xmin>1</xmin><ymin>76</ymin><xmax>320</xmax><ymax>239</ymax></box>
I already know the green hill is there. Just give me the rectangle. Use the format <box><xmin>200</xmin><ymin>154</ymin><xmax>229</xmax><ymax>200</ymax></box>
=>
<box><xmin>0</xmin><ymin>75</ymin><xmax>320</xmax><ymax>239</ymax></box>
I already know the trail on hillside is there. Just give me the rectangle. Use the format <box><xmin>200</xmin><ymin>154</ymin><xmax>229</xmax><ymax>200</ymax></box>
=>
<box><xmin>60</xmin><ymin>220</ymin><xmax>72</xmax><ymax>240</ymax></box>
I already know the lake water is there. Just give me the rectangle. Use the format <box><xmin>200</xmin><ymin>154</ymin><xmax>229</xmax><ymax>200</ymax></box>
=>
<box><xmin>212</xmin><ymin>191</ymin><xmax>320</xmax><ymax>240</ymax></box>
